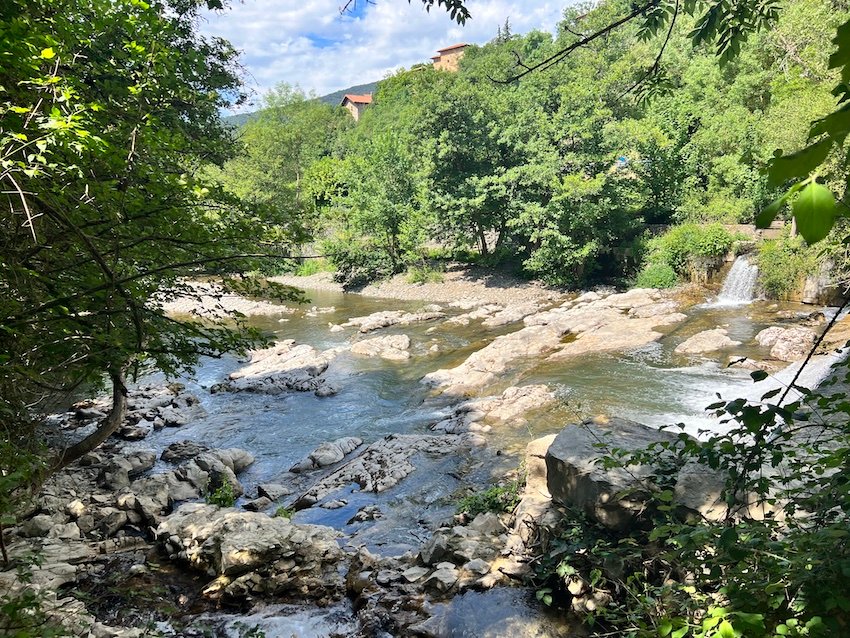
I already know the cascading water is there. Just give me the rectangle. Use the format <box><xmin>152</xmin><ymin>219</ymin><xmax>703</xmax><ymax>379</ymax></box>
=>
<box><xmin>712</xmin><ymin>255</ymin><xmax>759</xmax><ymax>306</ymax></box>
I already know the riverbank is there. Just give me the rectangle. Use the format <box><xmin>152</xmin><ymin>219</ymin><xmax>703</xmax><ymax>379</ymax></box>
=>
<box><xmin>270</xmin><ymin>264</ymin><xmax>564</xmax><ymax>305</ymax></box>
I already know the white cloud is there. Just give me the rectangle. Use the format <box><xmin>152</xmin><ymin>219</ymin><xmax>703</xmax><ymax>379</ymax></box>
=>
<box><xmin>200</xmin><ymin>0</ymin><xmax>572</xmax><ymax>110</ymax></box>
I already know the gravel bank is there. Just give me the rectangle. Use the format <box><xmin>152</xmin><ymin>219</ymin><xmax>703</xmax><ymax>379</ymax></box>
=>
<box><xmin>270</xmin><ymin>266</ymin><xmax>563</xmax><ymax>305</ymax></box>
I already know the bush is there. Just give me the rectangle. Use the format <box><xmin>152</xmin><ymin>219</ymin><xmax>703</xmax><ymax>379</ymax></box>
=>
<box><xmin>756</xmin><ymin>235</ymin><xmax>816</xmax><ymax>299</ymax></box>
<box><xmin>294</xmin><ymin>258</ymin><xmax>331</xmax><ymax>277</ymax></box>
<box><xmin>635</xmin><ymin>262</ymin><xmax>679</xmax><ymax>288</ymax></box>
<box><xmin>456</xmin><ymin>479</ymin><xmax>523</xmax><ymax>517</ymax></box>
<box><xmin>640</xmin><ymin>223</ymin><xmax>737</xmax><ymax>282</ymax></box>
<box><xmin>322</xmin><ymin>238</ymin><xmax>399</xmax><ymax>289</ymax></box>
<box><xmin>274</xmin><ymin>506</ymin><xmax>294</xmax><ymax>519</ymax></box>
<box><xmin>406</xmin><ymin>263</ymin><xmax>444</xmax><ymax>284</ymax></box>
<box><xmin>206</xmin><ymin>480</ymin><xmax>236</xmax><ymax>508</ymax></box>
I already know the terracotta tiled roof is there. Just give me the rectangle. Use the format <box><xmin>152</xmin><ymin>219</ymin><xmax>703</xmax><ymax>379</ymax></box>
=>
<box><xmin>437</xmin><ymin>43</ymin><xmax>467</xmax><ymax>52</ymax></box>
<box><xmin>340</xmin><ymin>93</ymin><xmax>373</xmax><ymax>105</ymax></box>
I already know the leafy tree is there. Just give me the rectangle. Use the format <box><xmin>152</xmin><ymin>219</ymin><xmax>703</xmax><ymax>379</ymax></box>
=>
<box><xmin>0</xmin><ymin>0</ymin><xmax>301</xmax><ymax>483</ymax></box>
<box><xmin>213</xmin><ymin>84</ymin><xmax>350</xmax><ymax>241</ymax></box>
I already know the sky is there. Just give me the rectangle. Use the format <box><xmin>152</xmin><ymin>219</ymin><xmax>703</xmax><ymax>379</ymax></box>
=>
<box><xmin>200</xmin><ymin>0</ymin><xmax>570</xmax><ymax>110</ymax></box>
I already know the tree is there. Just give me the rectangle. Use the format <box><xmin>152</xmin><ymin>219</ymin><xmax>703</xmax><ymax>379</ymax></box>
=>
<box><xmin>214</xmin><ymin>84</ymin><xmax>351</xmax><ymax>242</ymax></box>
<box><xmin>0</xmin><ymin>0</ymin><xmax>301</xmax><ymax>485</ymax></box>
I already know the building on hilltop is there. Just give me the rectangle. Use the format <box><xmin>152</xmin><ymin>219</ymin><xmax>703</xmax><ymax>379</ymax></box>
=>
<box><xmin>431</xmin><ymin>43</ymin><xmax>467</xmax><ymax>72</ymax></box>
<box><xmin>340</xmin><ymin>93</ymin><xmax>372</xmax><ymax>121</ymax></box>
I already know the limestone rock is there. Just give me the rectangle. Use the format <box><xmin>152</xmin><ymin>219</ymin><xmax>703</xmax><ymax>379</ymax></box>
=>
<box><xmin>294</xmin><ymin>434</ymin><xmax>476</xmax><ymax>507</ymax></box>
<box><xmin>155</xmin><ymin>503</ymin><xmax>344</xmax><ymax>600</ymax></box>
<box><xmin>425</xmin><ymin>290</ymin><xmax>683</xmax><ymax>395</ymax></box>
<box><xmin>258</xmin><ymin>483</ymin><xmax>292</xmax><ymax>501</ymax></box>
<box><xmin>161</xmin><ymin>440</ymin><xmax>209</xmax><ymax>463</ymax></box>
<box><xmin>351</xmin><ymin>334</ymin><xmax>411</xmax><ymax>360</ymax></box>
<box><xmin>289</xmin><ymin>436</ymin><xmax>363</xmax><ymax>473</ymax></box>
<box><xmin>343</xmin><ymin>310</ymin><xmax>445</xmax><ymax>333</ymax></box>
<box><xmin>224</xmin><ymin>340</ymin><xmax>343</xmax><ymax>396</ymax></box>
<box><xmin>546</xmin><ymin>417</ymin><xmax>726</xmax><ymax>530</ymax></box>
<box><xmin>675</xmin><ymin>328</ymin><xmax>741</xmax><ymax>355</ymax></box>
<box><xmin>756</xmin><ymin>326</ymin><xmax>818</xmax><ymax>361</ymax></box>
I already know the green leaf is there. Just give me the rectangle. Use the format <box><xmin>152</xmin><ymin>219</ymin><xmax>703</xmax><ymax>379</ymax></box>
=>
<box><xmin>40</xmin><ymin>47</ymin><xmax>55</xmax><ymax>59</ymax></box>
<box><xmin>792</xmin><ymin>182</ymin><xmax>836</xmax><ymax>244</ymax></box>
<box><xmin>658</xmin><ymin>619</ymin><xmax>673</xmax><ymax>637</ymax></box>
<box><xmin>717</xmin><ymin>619</ymin><xmax>737</xmax><ymax>638</ymax></box>
<box><xmin>766</xmin><ymin>139</ymin><xmax>833</xmax><ymax>188</ymax></box>
<box><xmin>751</xmin><ymin>370</ymin><xmax>768</xmax><ymax>382</ymax></box>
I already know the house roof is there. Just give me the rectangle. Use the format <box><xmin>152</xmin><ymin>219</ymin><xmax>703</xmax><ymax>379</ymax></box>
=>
<box><xmin>437</xmin><ymin>43</ymin><xmax>467</xmax><ymax>53</ymax></box>
<box><xmin>340</xmin><ymin>93</ymin><xmax>373</xmax><ymax>106</ymax></box>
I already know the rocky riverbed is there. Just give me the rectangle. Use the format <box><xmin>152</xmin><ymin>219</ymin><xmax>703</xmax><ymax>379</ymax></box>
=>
<box><xmin>2</xmin><ymin>275</ymin><xmax>846</xmax><ymax>637</ymax></box>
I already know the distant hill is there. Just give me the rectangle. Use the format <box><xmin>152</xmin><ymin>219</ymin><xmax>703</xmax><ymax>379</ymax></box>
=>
<box><xmin>222</xmin><ymin>80</ymin><xmax>380</xmax><ymax>128</ymax></box>
<box><xmin>316</xmin><ymin>80</ymin><xmax>379</xmax><ymax>107</ymax></box>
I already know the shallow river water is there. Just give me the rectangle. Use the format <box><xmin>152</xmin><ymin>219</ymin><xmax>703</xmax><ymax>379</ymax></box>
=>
<box><xmin>135</xmin><ymin>287</ymin><xmax>836</xmax><ymax>636</ymax></box>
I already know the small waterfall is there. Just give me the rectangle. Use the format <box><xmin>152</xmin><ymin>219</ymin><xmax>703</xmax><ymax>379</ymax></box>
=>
<box><xmin>713</xmin><ymin>255</ymin><xmax>759</xmax><ymax>306</ymax></box>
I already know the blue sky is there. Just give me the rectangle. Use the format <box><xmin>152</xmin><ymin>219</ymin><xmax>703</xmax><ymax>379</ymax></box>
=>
<box><xmin>200</xmin><ymin>0</ymin><xmax>570</xmax><ymax>110</ymax></box>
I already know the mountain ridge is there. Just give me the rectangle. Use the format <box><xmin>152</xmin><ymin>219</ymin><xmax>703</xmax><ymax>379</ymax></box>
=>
<box><xmin>223</xmin><ymin>80</ymin><xmax>379</xmax><ymax>128</ymax></box>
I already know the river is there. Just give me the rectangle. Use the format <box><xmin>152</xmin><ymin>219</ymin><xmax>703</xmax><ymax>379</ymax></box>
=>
<box><xmin>132</xmin><ymin>286</ymin><xmax>836</xmax><ymax>636</ymax></box>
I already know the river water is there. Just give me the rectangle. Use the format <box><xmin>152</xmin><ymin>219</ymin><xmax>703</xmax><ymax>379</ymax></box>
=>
<box><xmin>136</xmin><ymin>287</ymin><xmax>836</xmax><ymax>636</ymax></box>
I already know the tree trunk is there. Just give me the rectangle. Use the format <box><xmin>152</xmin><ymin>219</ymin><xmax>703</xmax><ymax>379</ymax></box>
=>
<box><xmin>52</xmin><ymin>368</ymin><xmax>127</xmax><ymax>471</ymax></box>
<box><xmin>477</xmin><ymin>226</ymin><xmax>489</xmax><ymax>257</ymax></box>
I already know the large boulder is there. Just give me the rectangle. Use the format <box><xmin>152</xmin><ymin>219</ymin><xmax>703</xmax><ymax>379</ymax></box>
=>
<box><xmin>156</xmin><ymin>503</ymin><xmax>344</xmax><ymax>601</ymax></box>
<box><xmin>545</xmin><ymin>417</ymin><xmax>727</xmax><ymax>531</ymax></box>
<box><xmin>674</xmin><ymin>328</ymin><xmax>741</xmax><ymax>355</ymax></box>
<box><xmin>756</xmin><ymin>326</ymin><xmax>817</xmax><ymax>361</ymax></box>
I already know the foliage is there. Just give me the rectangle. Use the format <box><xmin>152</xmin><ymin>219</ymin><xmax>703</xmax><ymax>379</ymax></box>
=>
<box><xmin>274</xmin><ymin>506</ymin><xmax>294</xmax><ymax>519</ymax></box>
<box><xmin>323</xmin><ymin>237</ymin><xmax>399</xmax><ymax>289</ymax></box>
<box><xmin>294</xmin><ymin>258</ymin><xmax>332</xmax><ymax>277</ymax></box>
<box><xmin>756</xmin><ymin>234</ymin><xmax>818</xmax><ymax>299</ymax></box>
<box><xmin>456</xmin><ymin>476</ymin><xmax>523</xmax><ymax>517</ymax></box>
<box><xmin>533</xmin><ymin>357</ymin><xmax>850</xmax><ymax>636</ymax></box>
<box><xmin>213</xmin><ymin>84</ymin><xmax>350</xmax><ymax>242</ymax></box>
<box><xmin>642</xmin><ymin>224</ymin><xmax>736</xmax><ymax>279</ymax></box>
<box><xmin>0</xmin><ymin>0</ymin><xmax>312</xmax><ymax>490</ymax></box>
<box><xmin>206</xmin><ymin>480</ymin><xmax>236</xmax><ymax>508</ymax></box>
<box><xmin>635</xmin><ymin>261</ymin><xmax>679</xmax><ymax>288</ymax></box>
<box><xmin>406</xmin><ymin>263</ymin><xmax>445</xmax><ymax>284</ymax></box>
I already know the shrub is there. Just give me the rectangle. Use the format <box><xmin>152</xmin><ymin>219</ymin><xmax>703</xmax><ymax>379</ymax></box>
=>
<box><xmin>294</xmin><ymin>258</ymin><xmax>330</xmax><ymax>277</ymax></box>
<box><xmin>456</xmin><ymin>480</ymin><xmax>523</xmax><ymax>517</ymax></box>
<box><xmin>756</xmin><ymin>235</ymin><xmax>816</xmax><ymax>299</ymax></box>
<box><xmin>206</xmin><ymin>480</ymin><xmax>236</xmax><ymax>508</ymax></box>
<box><xmin>406</xmin><ymin>263</ymin><xmax>444</xmax><ymax>284</ymax></box>
<box><xmin>635</xmin><ymin>262</ymin><xmax>679</xmax><ymax>288</ymax></box>
<box><xmin>274</xmin><ymin>506</ymin><xmax>294</xmax><ymax>519</ymax></box>
<box><xmin>641</xmin><ymin>223</ymin><xmax>737</xmax><ymax>282</ymax></box>
<box><xmin>322</xmin><ymin>238</ymin><xmax>399</xmax><ymax>289</ymax></box>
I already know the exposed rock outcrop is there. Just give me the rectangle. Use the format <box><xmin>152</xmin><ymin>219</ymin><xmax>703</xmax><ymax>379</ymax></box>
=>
<box><xmin>156</xmin><ymin>503</ymin><xmax>344</xmax><ymax>601</ymax></box>
<box><xmin>294</xmin><ymin>434</ymin><xmax>482</xmax><ymax>508</ymax></box>
<box><xmin>160</xmin><ymin>281</ymin><xmax>295</xmax><ymax>318</ymax></box>
<box><xmin>756</xmin><ymin>326</ymin><xmax>818</xmax><ymax>361</ymax></box>
<box><xmin>424</xmin><ymin>289</ymin><xmax>685</xmax><ymax>395</ymax></box>
<box><xmin>220</xmin><ymin>340</ymin><xmax>344</xmax><ymax>396</ymax></box>
<box><xmin>289</xmin><ymin>436</ymin><xmax>363</xmax><ymax>472</ymax></box>
<box><xmin>431</xmin><ymin>385</ymin><xmax>557</xmax><ymax>434</ymax></box>
<box><xmin>343</xmin><ymin>310</ymin><xmax>445</xmax><ymax>333</ymax></box>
